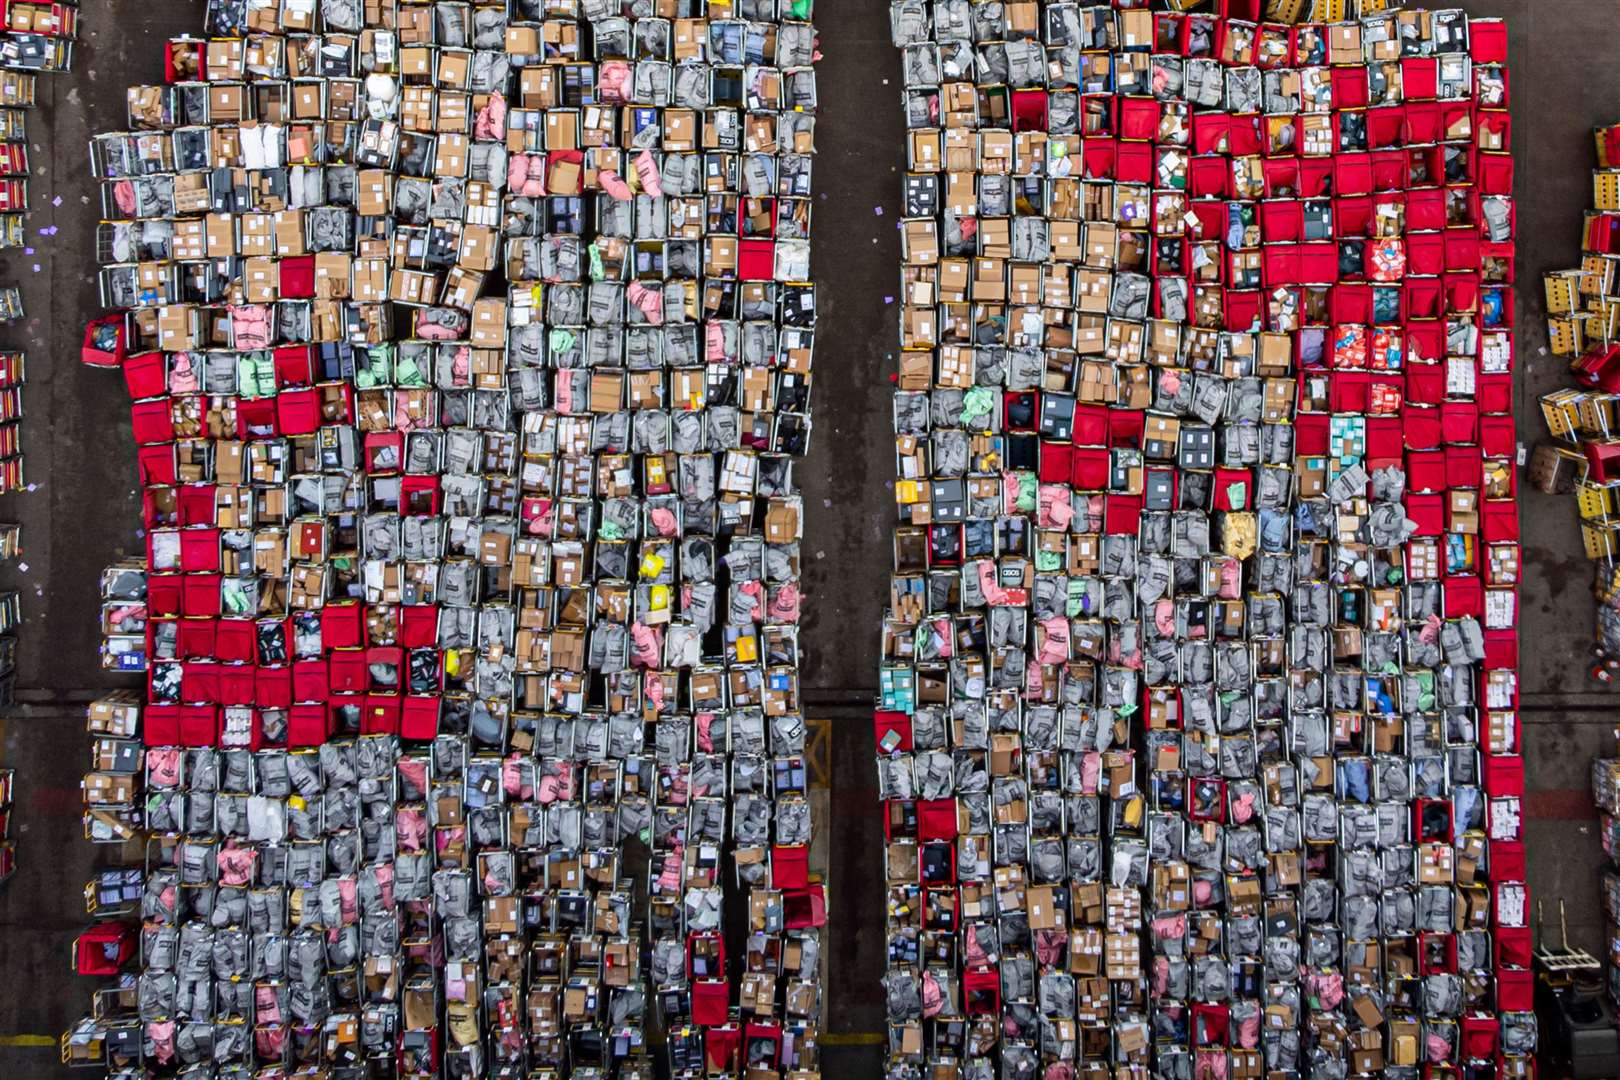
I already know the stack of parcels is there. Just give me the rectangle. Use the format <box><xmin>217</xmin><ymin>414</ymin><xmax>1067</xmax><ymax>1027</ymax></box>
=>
<box><xmin>0</xmin><ymin>103</ymin><xmax>25</xmax><ymax>241</ymax></box>
<box><xmin>877</xmin><ymin>2</ymin><xmax>1530</xmax><ymax>1078</ymax></box>
<box><xmin>83</xmin><ymin>690</ymin><xmax>144</xmax><ymax>846</ymax></box>
<box><xmin>0</xmin><ymin>349</ymin><xmax>20</xmax><ymax>491</ymax></box>
<box><xmin>0</xmin><ymin>0</ymin><xmax>75</xmax><ymax>73</ymax></box>
<box><xmin>0</xmin><ymin>69</ymin><xmax>30</xmax><ymax>246</ymax></box>
<box><xmin>0</xmin><ymin>95</ymin><xmax>23</xmax><ymax>314</ymax></box>
<box><xmin>0</xmin><ymin>35</ymin><xmax>45</xmax><ymax>493</ymax></box>
<box><xmin>1595</xmin><ymin>753</ymin><xmax>1620</xmax><ymax>1006</ymax></box>
<box><xmin>100</xmin><ymin>559</ymin><xmax>150</xmax><ymax>673</ymax></box>
<box><xmin>75</xmin><ymin>0</ymin><xmax>824</xmax><ymax>1075</ymax></box>
<box><xmin>0</xmin><ymin>766</ymin><xmax>12</xmax><ymax>884</ymax></box>
<box><xmin>0</xmin><ymin>9</ymin><xmax>71</xmax><ymax>302</ymax></box>
<box><xmin>0</xmin><ymin>520</ymin><xmax>14</xmax><ymax>703</ymax></box>
<box><xmin>1535</xmin><ymin>122</ymin><xmax>1620</xmax><ymax>654</ymax></box>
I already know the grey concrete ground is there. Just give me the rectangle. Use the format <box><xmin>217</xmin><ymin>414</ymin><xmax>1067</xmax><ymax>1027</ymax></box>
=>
<box><xmin>0</xmin><ymin>5</ymin><xmax>209</xmax><ymax>1076</ymax></box>
<box><xmin>2</xmin><ymin>0</ymin><xmax>1620</xmax><ymax>1074</ymax></box>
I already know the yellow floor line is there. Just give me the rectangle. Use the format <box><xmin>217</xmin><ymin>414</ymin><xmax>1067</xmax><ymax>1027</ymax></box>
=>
<box><xmin>0</xmin><ymin>1034</ymin><xmax>57</xmax><ymax>1047</ymax></box>
<box><xmin>819</xmin><ymin>1032</ymin><xmax>884</xmax><ymax>1046</ymax></box>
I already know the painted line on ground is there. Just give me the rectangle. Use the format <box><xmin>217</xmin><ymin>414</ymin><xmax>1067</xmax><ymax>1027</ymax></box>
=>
<box><xmin>1526</xmin><ymin>788</ymin><xmax>1593</xmax><ymax>820</ymax></box>
<box><xmin>820</xmin><ymin>1032</ymin><xmax>884</xmax><ymax>1046</ymax></box>
<box><xmin>0</xmin><ymin>1034</ymin><xmax>57</xmax><ymax>1047</ymax></box>
<box><xmin>27</xmin><ymin>785</ymin><xmax>81</xmax><ymax>815</ymax></box>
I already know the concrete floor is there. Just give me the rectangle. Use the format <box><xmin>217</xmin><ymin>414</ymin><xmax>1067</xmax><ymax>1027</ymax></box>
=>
<box><xmin>3</xmin><ymin>0</ymin><xmax>1620</xmax><ymax>1074</ymax></box>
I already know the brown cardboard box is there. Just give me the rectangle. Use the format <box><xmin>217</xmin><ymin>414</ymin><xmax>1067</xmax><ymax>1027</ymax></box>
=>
<box><xmin>483</xmin><ymin>896</ymin><xmax>519</xmax><ymax>933</ymax></box>
<box><xmin>1352</xmin><ymin>993</ymin><xmax>1384</xmax><ymax>1029</ymax></box>
<box><xmin>664</xmin><ymin>109</ymin><xmax>697</xmax><ymax>151</ymax></box>
<box><xmin>545</xmin><ymin>109</ymin><xmax>579</xmax><ymax>151</ymax></box>
<box><xmin>435</xmin><ymin>793</ymin><xmax>464</xmax><ymax>826</ymax></box>
<box><xmin>479</xmin><ymin>527</ymin><xmax>512</xmax><ymax>567</ymax></box>
<box><xmin>1027</xmin><ymin>884</ymin><xmax>1060</xmax><ymax>930</ymax></box>
<box><xmin>1264</xmin><ymin>997</ymin><xmax>1296</xmax><ymax>1029</ymax></box>
<box><xmin>172</xmin><ymin>218</ymin><xmax>207</xmax><ymax>260</ymax></box>
<box><xmin>1051</xmin><ymin>219</ymin><xmax>1083</xmax><ymax>261</ymax></box>
<box><xmin>1085</xmin><ymin>222</ymin><xmax>1117</xmax><ymax>267</ymax></box>
<box><xmin>314</xmin><ymin>253</ymin><xmax>352</xmax><ymax>300</ymax></box>
<box><xmin>1330</xmin><ymin>24</ymin><xmax>1364</xmax><ymax>64</ymax></box>
<box><xmin>505</xmin><ymin>25</ymin><xmax>540</xmax><ymax>54</ymax></box>
<box><xmin>437</xmin><ymin>50</ymin><xmax>470</xmax><ymax>89</ymax></box>
<box><xmin>978</xmin><ymin>217</ymin><xmax>1011</xmax><ymax>259</ymax></box>
<box><xmin>354</xmin><ymin>259</ymin><xmax>388</xmax><ymax>303</ymax></box>
<box><xmin>435</xmin><ymin>133</ymin><xmax>468</xmax><ymax>176</ymax></box>
<box><xmin>740</xmin><ymin>971</ymin><xmax>775</xmax><ymax>1015</ymax></box>
<box><xmin>1009</xmin><ymin>264</ymin><xmax>1041</xmax><ymax>306</ymax></box>
<box><xmin>1390</xmin><ymin>1020</ymin><xmax>1420</xmax><ymax>1065</ymax></box>
<box><xmin>1067</xmin><ymin>927</ymin><xmax>1102</xmax><ymax>975</ymax></box>
<box><xmin>909</xmin><ymin>129</ymin><xmax>942</xmax><ymax>172</ymax></box>
<box><xmin>243</xmin><ymin>257</ymin><xmax>278</xmax><ymax>303</ymax></box>
<box><xmin>904</xmin><ymin>220</ymin><xmax>938</xmax><ymax>265</ymax></box>
<box><xmin>1418</xmin><ymin>841</ymin><xmax>1454</xmax><ymax>883</ymax></box>
<box><xmin>942</xmin><ymin>127</ymin><xmax>975</xmax><ymax>170</ymax></box>
<box><xmin>705</xmin><ymin>236</ymin><xmax>738</xmax><ymax>275</ymax></box>
<box><xmin>471</xmin><ymin>297</ymin><xmax>505</xmax><ymax>347</ymax></box>
<box><xmin>357</xmin><ymin>169</ymin><xmax>392</xmax><ymax>215</ymax></box>
<box><xmin>273</xmin><ymin>210</ymin><xmax>307</xmax><ymax>256</ymax></box>
<box><xmin>208</xmin><ymin>84</ymin><xmax>246</xmax><ymax>123</ymax></box>
<box><xmin>389</xmin><ymin>268</ymin><xmax>436</xmax><ymax>305</ymax></box>
<box><xmin>1115</xmin><ymin>1021</ymin><xmax>1148</xmax><ymax>1056</ymax></box>
<box><xmin>400</xmin><ymin>44</ymin><xmax>433</xmax><ymax>79</ymax></box>
<box><xmin>458</xmin><ymin>225</ymin><xmax>497</xmax><ymax>272</ymax></box>
<box><xmin>765</xmin><ymin>499</ymin><xmax>800</xmax><ymax>543</ymax></box>
<box><xmin>157</xmin><ymin>305</ymin><xmax>198</xmax><ymax>351</ymax></box>
<box><xmin>1350</xmin><ymin>1029</ymin><xmax>1384</xmax><ymax>1073</ymax></box>
<box><xmin>1151</xmin><ymin>862</ymin><xmax>1189</xmax><ymax>911</ymax></box>
<box><xmin>83</xmin><ymin>772</ymin><xmax>137</xmax><ymax>805</ymax></box>
<box><xmin>205</xmin><ymin>39</ymin><xmax>243</xmax><ymax>79</ymax></box>
<box><xmin>293</xmin><ymin>82</ymin><xmax>323</xmax><ymax>120</ymax></box>
<box><xmin>87</xmin><ymin>693</ymin><xmax>142</xmax><ymax>737</ymax></box>
<box><xmin>1227</xmin><ymin>874</ymin><xmax>1262</xmax><ymax>912</ymax></box>
<box><xmin>1119</xmin><ymin>8</ymin><xmax>1153</xmax><ymax>47</ymax></box>
<box><xmin>972</xmin><ymin>257</ymin><xmax>1005</xmax><ymax>302</ymax></box>
<box><xmin>672</xmin><ymin>18</ymin><xmax>705</xmax><ymax>59</ymax></box>
<box><xmin>1448</xmin><ymin>489</ymin><xmax>1478</xmax><ymax>533</ymax></box>
<box><xmin>205</xmin><ymin>213</ymin><xmax>236</xmax><ymax>259</ymax></box>
<box><xmin>1071</xmin><ymin>881</ymin><xmax>1104</xmax><ymax>925</ymax></box>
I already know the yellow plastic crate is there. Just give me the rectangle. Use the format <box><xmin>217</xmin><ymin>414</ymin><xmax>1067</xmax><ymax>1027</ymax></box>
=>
<box><xmin>1577</xmin><ymin>393</ymin><xmax>1617</xmax><ymax>438</ymax></box>
<box><xmin>1528</xmin><ymin>444</ymin><xmax>1588</xmax><ymax>494</ymax></box>
<box><xmin>1543</xmin><ymin>389</ymin><xmax>1584</xmax><ymax>440</ymax></box>
<box><xmin>1585</xmin><ymin>522</ymin><xmax>1619</xmax><ymax>561</ymax></box>
<box><xmin>1599</xmin><ymin>124</ymin><xmax>1620</xmax><ymax>169</ymax></box>
<box><xmin>1598</xmin><ymin>171</ymin><xmax>1620</xmax><ymax>213</ymax></box>
<box><xmin>1578</xmin><ymin>482</ymin><xmax>1613</xmax><ymax>520</ymax></box>
<box><xmin>1581</xmin><ymin>254</ymin><xmax>1615</xmax><ymax>295</ymax></box>
<box><xmin>1592</xmin><ymin>298</ymin><xmax>1620</xmax><ymax>344</ymax></box>
<box><xmin>1547</xmin><ymin>270</ymin><xmax>1583</xmax><ymax>315</ymax></box>
<box><xmin>1548</xmin><ymin>315</ymin><xmax>1585</xmax><ymax>358</ymax></box>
